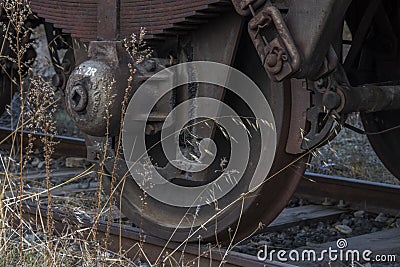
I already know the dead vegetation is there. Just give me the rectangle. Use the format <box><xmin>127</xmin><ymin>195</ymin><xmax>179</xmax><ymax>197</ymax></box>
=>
<box><xmin>0</xmin><ymin>2</ymin><xmax>398</xmax><ymax>267</ymax></box>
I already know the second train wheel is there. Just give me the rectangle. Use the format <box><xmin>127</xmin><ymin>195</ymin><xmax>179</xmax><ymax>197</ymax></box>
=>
<box><xmin>345</xmin><ymin>1</ymin><xmax>400</xmax><ymax>179</ymax></box>
<box><xmin>103</xmin><ymin>25</ymin><xmax>308</xmax><ymax>244</ymax></box>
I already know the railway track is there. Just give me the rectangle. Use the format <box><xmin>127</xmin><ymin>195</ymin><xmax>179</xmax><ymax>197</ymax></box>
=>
<box><xmin>0</xmin><ymin>126</ymin><xmax>86</xmax><ymax>158</ymax></box>
<box><xmin>2</xmin><ymin>2</ymin><xmax>400</xmax><ymax>265</ymax></box>
<box><xmin>13</xmin><ymin>172</ymin><xmax>400</xmax><ymax>266</ymax></box>
<box><xmin>18</xmin><ymin>203</ymin><xmax>292</xmax><ymax>267</ymax></box>
<box><xmin>1</xmin><ymin>128</ymin><xmax>400</xmax><ymax>266</ymax></box>
<box><xmin>298</xmin><ymin>172</ymin><xmax>400</xmax><ymax>216</ymax></box>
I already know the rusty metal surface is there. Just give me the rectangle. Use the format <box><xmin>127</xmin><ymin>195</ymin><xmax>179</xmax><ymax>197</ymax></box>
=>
<box><xmin>249</xmin><ymin>6</ymin><xmax>300</xmax><ymax>82</ymax></box>
<box><xmin>30</xmin><ymin>1</ymin><xmax>98</xmax><ymax>41</ymax></box>
<box><xmin>231</xmin><ymin>0</ymin><xmax>265</xmax><ymax>16</ymax></box>
<box><xmin>285</xmin><ymin>79</ymin><xmax>309</xmax><ymax>154</ymax></box>
<box><xmin>231</xmin><ymin>2</ymin><xmax>300</xmax><ymax>82</ymax></box>
<box><xmin>65</xmin><ymin>41</ymin><xmax>129</xmax><ymax>137</ymax></box>
<box><xmin>190</xmin><ymin>11</ymin><xmax>243</xmax><ymax>165</ymax></box>
<box><xmin>19</xmin><ymin>203</ymin><xmax>293</xmax><ymax>267</ymax></box>
<box><xmin>100</xmin><ymin>48</ymin><xmax>308</xmax><ymax>243</ymax></box>
<box><xmin>285</xmin><ymin>0</ymin><xmax>351</xmax><ymax>79</ymax></box>
<box><xmin>97</xmin><ymin>0</ymin><xmax>119</xmax><ymax>40</ymax></box>
<box><xmin>0</xmin><ymin>126</ymin><xmax>86</xmax><ymax>158</ymax></box>
<box><xmin>296</xmin><ymin>172</ymin><xmax>400</xmax><ymax>216</ymax></box>
<box><xmin>339</xmin><ymin>84</ymin><xmax>400</xmax><ymax>114</ymax></box>
<box><xmin>30</xmin><ymin>0</ymin><xmax>231</xmax><ymax>42</ymax></box>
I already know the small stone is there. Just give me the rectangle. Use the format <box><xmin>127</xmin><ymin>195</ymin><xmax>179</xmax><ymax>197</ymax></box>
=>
<box><xmin>355</xmin><ymin>217</ymin><xmax>365</xmax><ymax>224</ymax></box>
<box><xmin>288</xmin><ymin>198</ymin><xmax>299</xmax><ymax>207</ymax></box>
<box><xmin>235</xmin><ymin>245</ymin><xmax>247</xmax><ymax>253</ymax></box>
<box><xmin>258</xmin><ymin>240</ymin><xmax>271</xmax><ymax>246</ymax></box>
<box><xmin>299</xmin><ymin>199</ymin><xmax>309</xmax><ymax>206</ymax></box>
<box><xmin>335</xmin><ymin>224</ymin><xmax>352</xmax><ymax>234</ymax></box>
<box><xmin>293</xmin><ymin>238</ymin><xmax>305</xmax><ymax>247</ymax></box>
<box><xmin>341</xmin><ymin>219</ymin><xmax>350</xmax><ymax>226</ymax></box>
<box><xmin>375</xmin><ymin>213</ymin><xmax>388</xmax><ymax>223</ymax></box>
<box><xmin>353</xmin><ymin>210</ymin><xmax>365</xmax><ymax>218</ymax></box>
<box><xmin>282</xmin><ymin>240</ymin><xmax>292</xmax><ymax>248</ymax></box>
<box><xmin>66</xmin><ymin>157</ymin><xmax>87</xmax><ymax>168</ymax></box>
<box><xmin>37</xmin><ymin>161</ymin><xmax>46</xmax><ymax>169</ymax></box>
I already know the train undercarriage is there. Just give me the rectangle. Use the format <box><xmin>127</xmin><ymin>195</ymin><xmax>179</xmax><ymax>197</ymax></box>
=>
<box><xmin>1</xmin><ymin>0</ymin><xmax>399</xmax><ymax>243</ymax></box>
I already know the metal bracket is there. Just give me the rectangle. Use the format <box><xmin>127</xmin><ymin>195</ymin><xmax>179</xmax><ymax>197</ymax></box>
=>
<box><xmin>97</xmin><ymin>0</ymin><xmax>120</xmax><ymax>41</ymax></box>
<box><xmin>285</xmin><ymin>79</ymin><xmax>310</xmax><ymax>154</ymax></box>
<box><xmin>248</xmin><ymin>6</ymin><xmax>300</xmax><ymax>82</ymax></box>
<box><xmin>301</xmin><ymin>77</ymin><xmax>340</xmax><ymax>150</ymax></box>
<box><xmin>231</xmin><ymin>1</ymin><xmax>301</xmax><ymax>81</ymax></box>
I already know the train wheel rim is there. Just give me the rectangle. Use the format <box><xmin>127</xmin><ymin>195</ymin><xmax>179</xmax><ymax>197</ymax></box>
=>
<box><xmin>103</xmin><ymin>32</ymin><xmax>307</xmax><ymax>244</ymax></box>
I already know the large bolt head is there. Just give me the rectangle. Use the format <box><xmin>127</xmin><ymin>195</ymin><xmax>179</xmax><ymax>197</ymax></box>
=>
<box><xmin>65</xmin><ymin>59</ymin><xmax>132</xmax><ymax>137</ymax></box>
<box><xmin>322</xmin><ymin>91</ymin><xmax>341</xmax><ymax>110</ymax></box>
<box><xmin>70</xmin><ymin>84</ymin><xmax>88</xmax><ymax>112</ymax></box>
<box><xmin>266</xmin><ymin>53</ymin><xmax>278</xmax><ymax>67</ymax></box>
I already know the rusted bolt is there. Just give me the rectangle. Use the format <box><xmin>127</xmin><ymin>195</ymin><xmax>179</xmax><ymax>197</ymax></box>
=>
<box><xmin>265</xmin><ymin>52</ymin><xmax>283</xmax><ymax>74</ymax></box>
<box><xmin>70</xmin><ymin>85</ymin><xmax>88</xmax><ymax>112</ymax></box>
<box><xmin>322</xmin><ymin>91</ymin><xmax>341</xmax><ymax>110</ymax></box>
<box><xmin>266</xmin><ymin>53</ymin><xmax>278</xmax><ymax>67</ymax></box>
<box><xmin>322</xmin><ymin>197</ymin><xmax>332</xmax><ymax>206</ymax></box>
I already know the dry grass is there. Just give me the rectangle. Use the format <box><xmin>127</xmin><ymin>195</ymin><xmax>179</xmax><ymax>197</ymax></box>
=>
<box><xmin>0</xmin><ymin>2</ymin><xmax>140</xmax><ymax>266</ymax></box>
<box><xmin>0</xmin><ymin>2</ymin><xmax>398</xmax><ymax>267</ymax></box>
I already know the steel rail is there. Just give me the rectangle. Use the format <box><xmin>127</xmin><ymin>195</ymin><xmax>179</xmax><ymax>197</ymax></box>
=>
<box><xmin>0</xmin><ymin>126</ymin><xmax>86</xmax><ymax>157</ymax></box>
<box><xmin>296</xmin><ymin>172</ymin><xmax>400</xmax><ymax>215</ymax></box>
<box><xmin>19</xmin><ymin>203</ymin><xmax>293</xmax><ymax>267</ymax></box>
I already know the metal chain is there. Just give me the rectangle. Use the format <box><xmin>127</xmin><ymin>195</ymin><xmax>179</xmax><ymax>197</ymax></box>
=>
<box><xmin>231</xmin><ymin>0</ymin><xmax>300</xmax><ymax>82</ymax></box>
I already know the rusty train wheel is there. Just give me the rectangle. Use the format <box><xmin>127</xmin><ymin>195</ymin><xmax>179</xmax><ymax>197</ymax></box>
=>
<box><xmin>103</xmin><ymin>28</ymin><xmax>307</xmax><ymax>244</ymax></box>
